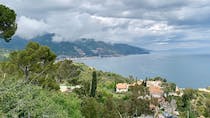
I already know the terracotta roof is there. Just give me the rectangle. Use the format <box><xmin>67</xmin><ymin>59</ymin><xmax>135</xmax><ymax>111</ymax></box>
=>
<box><xmin>149</xmin><ymin>86</ymin><xmax>164</xmax><ymax>94</ymax></box>
<box><xmin>116</xmin><ymin>83</ymin><xmax>128</xmax><ymax>89</ymax></box>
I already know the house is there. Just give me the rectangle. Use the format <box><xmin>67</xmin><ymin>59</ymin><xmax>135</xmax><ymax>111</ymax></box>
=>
<box><xmin>60</xmin><ymin>85</ymin><xmax>81</xmax><ymax>92</ymax></box>
<box><xmin>198</xmin><ymin>88</ymin><xmax>210</xmax><ymax>93</ymax></box>
<box><xmin>149</xmin><ymin>86</ymin><xmax>164</xmax><ymax>98</ymax></box>
<box><xmin>116</xmin><ymin>83</ymin><xmax>129</xmax><ymax>93</ymax></box>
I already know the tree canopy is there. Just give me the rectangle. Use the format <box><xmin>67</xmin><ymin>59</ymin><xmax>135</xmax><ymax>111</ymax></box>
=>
<box><xmin>9</xmin><ymin>42</ymin><xmax>57</xmax><ymax>89</ymax></box>
<box><xmin>0</xmin><ymin>4</ymin><xmax>17</xmax><ymax>42</ymax></box>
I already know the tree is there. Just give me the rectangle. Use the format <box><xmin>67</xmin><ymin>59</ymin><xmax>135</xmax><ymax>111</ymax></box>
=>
<box><xmin>90</xmin><ymin>71</ymin><xmax>97</xmax><ymax>97</ymax></box>
<box><xmin>81</xmin><ymin>97</ymin><xmax>103</xmax><ymax>118</ymax></box>
<box><xmin>103</xmin><ymin>97</ymin><xmax>120</xmax><ymax>118</ymax></box>
<box><xmin>204</xmin><ymin>99</ymin><xmax>210</xmax><ymax>117</ymax></box>
<box><xmin>0</xmin><ymin>4</ymin><xmax>17</xmax><ymax>42</ymax></box>
<box><xmin>9</xmin><ymin>42</ymin><xmax>56</xmax><ymax>83</ymax></box>
<box><xmin>129</xmin><ymin>85</ymin><xmax>152</xmax><ymax>116</ymax></box>
<box><xmin>56</xmin><ymin>60</ymin><xmax>81</xmax><ymax>84</ymax></box>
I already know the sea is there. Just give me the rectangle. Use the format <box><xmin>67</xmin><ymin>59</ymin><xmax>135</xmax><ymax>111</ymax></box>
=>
<box><xmin>74</xmin><ymin>52</ymin><xmax>210</xmax><ymax>88</ymax></box>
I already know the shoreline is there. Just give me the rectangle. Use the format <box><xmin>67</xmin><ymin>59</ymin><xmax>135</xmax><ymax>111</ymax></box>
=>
<box><xmin>56</xmin><ymin>53</ymin><xmax>150</xmax><ymax>61</ymax></box>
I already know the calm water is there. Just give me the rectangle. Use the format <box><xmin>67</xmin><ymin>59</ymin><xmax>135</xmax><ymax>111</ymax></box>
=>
<box><xmin>75</xmin><ymin>53</ymin><xmax>210</xmax><ymax>88</ymax></box>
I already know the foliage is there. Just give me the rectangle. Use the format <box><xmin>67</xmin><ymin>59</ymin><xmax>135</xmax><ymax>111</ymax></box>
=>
<box><xmin>128</xmin><ymin>85</ymin><xmax>152</xmax><ymax>116</ymax></box>
<box><xmin>0</xmin><ymin>77</ymin><xmax>82</xmax><ymax>118</ymax></box>
<box><xmin>148</xmin><ymin>76</ymin><xmax>167</xmax><ymax>82</ymax></box>
<box><xmin>81</xmin><ymin>97</ymin><xmax>103</xmax><ymax>118</ymax></box>
<box><xmin>0</xmin><ymin>4</ymin><xmax>17</xmax><ymax>42</ymax></box>
<box><xmin>8</xmin><ymin>42</ymin><xmax>58</xmax><ymax>89</ymax></box>
<box><xmin>162</xmin><ymin>82</ymin><xmax>176</xmax><ymax>94</ymax></box>
<box><xmin>55</xmin><ymin>60</ymin><xmax>81</xmax><ymax>84</ymax></box>
<box><xmin>204</xmin><ymin>99</ymin><xmax>210</xmax><ymax>117</ymax></box>
<box><xmin>102</xmin><ymin>96</ymin><xmax>121</xmax><ymax>118</ymax></box>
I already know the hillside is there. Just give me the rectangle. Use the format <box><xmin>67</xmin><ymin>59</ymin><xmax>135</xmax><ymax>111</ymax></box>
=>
<box><xmin>0</xmin><ymin>48</ymin><xmax>10</xmax><ymax>60</ymax></box>
<box><xmin>0</xmin><ymin>42</ymin><xmax>209</xmax><ymax>117</ymax></box>
<box><xmin>0</xmin><ymin>34</ymin><xmax>149</xmax><ymax>57</ymax></box>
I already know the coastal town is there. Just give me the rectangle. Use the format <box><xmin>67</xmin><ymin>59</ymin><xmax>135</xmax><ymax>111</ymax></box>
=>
<box><xmin>115</xmin><ymin>80</ymin><xmax>210</xmax><ymax>118</ymax></box>
<box><xmin>115</xmin><ymin>79</ymin><xmax>181</xmax><ymax>118</ymax></box>
<box><xmin>59</xmin><ymin>77</ymin><xmax>210</xmax><ymax>118</ymax></box>
<box><xmin>60</xmin><ymin>78</ymin><xmax>179</xmax><ymax>117</ymax></box>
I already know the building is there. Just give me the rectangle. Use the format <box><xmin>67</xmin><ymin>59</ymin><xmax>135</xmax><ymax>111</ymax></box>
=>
<box><xmin>116</xmin><ymin>83</ymin><xmax>129</xmax><ymax>93</ymax></box>
<box><xmin>60</xmin><ymin>85</ymin><xmax>81</xmax><ymax>92</ymax></box>
<box><xmin>149</xmin><ymin>86</ymin><xmax>164</xmax><ymax>98</ymax></box>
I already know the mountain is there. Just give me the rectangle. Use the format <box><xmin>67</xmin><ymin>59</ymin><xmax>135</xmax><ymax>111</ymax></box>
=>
<box><xmin>0</xmin><ymin>34</ymin><xmax>150</xmax><ymax>57</ymax></box>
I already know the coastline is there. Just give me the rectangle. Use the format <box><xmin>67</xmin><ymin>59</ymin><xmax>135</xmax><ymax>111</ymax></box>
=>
<box><xmin>56</xmin><ymin>52</ymin><xmax>151</xmax><ymax>61</ymax></box>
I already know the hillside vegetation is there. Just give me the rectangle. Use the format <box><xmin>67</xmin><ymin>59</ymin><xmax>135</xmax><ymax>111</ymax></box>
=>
<box><xmin>0</xmin><ymin>42</ymin><xmax>209</xmax><ymax>118</ymax></box>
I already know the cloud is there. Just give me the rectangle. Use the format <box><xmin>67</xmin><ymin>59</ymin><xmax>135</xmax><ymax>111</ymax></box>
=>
<box><xmin>16</xmin><ymin>16</ymin><xmax>49</xmax><ymax>39</ymax></box>
<box><xmin>1</xmin><ymin>0</ymin><xmax>210</xmax><ymax>50</ymax></box>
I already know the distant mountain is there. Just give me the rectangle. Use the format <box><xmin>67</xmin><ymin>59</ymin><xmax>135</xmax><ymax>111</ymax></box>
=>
<box><xmin>0</xmin><ymin>34</ymin><xmax>150</xmax><ymax>57</ymax></box>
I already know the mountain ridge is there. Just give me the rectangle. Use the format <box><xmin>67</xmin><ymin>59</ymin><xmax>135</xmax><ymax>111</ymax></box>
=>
<box><xmin>0</xmin><ymin>34</ymin><xmax>150</xmax><ymax>57</ymax></box>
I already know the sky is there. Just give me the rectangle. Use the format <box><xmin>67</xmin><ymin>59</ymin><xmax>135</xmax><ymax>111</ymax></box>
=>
<box><xmin>1</xmin><ymin>0</ymin><xmax>210</xmax><ymax>51</ymax></box>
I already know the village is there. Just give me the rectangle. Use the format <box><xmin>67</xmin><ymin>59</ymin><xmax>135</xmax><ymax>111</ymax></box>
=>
<box><xmin>60</xmin><ymin>78</ymin><xmax>183</xmax><ymax>118</ymax></box>
<box><xmin>116</xmin><ymin>79</ymin><xmax>181</xmax><ymax>118</ymax></box>
<box><xmin>57</xmin><ymin>64</ymin><xmax>210</xmax><ymax>118</ymax></box>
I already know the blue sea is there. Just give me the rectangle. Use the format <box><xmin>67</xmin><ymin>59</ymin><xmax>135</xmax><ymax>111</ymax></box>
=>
<box><xmin>75</xmin><ymin>52</ymin><xmax>210</xmax><ymax>88</ymax></box>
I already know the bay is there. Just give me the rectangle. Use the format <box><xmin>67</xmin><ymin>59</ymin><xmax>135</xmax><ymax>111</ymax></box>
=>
<box><xmin>75</xmin><ymin>53</ymin><xmax>210</xmax><ymax>88</ymax></box>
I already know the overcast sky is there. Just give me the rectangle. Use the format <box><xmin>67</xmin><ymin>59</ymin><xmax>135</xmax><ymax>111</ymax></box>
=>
<box><xmin>1</xmin><ymin>0</ymin><xmax>210</xmax><ymax>50</ymax></box>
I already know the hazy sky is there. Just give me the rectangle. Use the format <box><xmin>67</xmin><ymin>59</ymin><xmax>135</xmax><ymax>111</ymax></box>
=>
<box><xmin>1</xmin><ymin>0</ymin><xmax>210</xmax><ymax>50</ymax></box>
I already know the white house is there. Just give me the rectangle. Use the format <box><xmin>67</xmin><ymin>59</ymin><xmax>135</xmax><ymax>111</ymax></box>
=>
<box><xmin>60</xmin><ymin>85</ymin><xmax>81</xmax><ymax>92</ymax></box>
<box><xmin>116</xmin><ymin>83</ymin><xmax>129</xmax><ymax>93</ymax></box>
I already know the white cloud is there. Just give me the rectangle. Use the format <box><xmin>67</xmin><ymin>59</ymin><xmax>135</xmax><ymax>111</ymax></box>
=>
<box><xmin>16</xmin><ymin>16</ymin><xmax>49</xmax><ymax>39</ymax></box>
<box><xmin>2</xmin><ymin>0</ymin><xmax>210</xmax><ymax>50</ymax></box>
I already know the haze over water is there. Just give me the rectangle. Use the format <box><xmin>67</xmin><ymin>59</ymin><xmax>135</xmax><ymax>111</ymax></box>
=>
<box><xmin>76</xmin><ymin>52</ymin><xmax>210</xmax><ymax>88</ymax></box>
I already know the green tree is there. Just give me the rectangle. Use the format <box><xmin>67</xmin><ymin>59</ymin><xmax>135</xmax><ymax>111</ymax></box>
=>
<box><xmin>9</xmin><ymin>42</ymin><xmax>56</xmax><ymax>83</ymax></box>
<box><xmin>204</xmin><ymin>99</ymin><xmax>210</xmax><ymax>117</ymax></box>
<box><xmin>182</xmin><ymin>89</ymin><xmax>196</xmax><ymax>107</ymax></box>
<box><xmin>129</xmin><ymin>85</ymin><xmax>152</xmax><ymax>116</ymax></box>
<box><xmin>56</xmin><ymin>60</ymin><xmax>81</xmax><ymax>84</ymax></box>
<box><xmin>81</xmin><ymin>97</ymin><xmax>103</xmax><ymax>118</ymax></box>
<box><xmin>90</xmin><ymin>71</ymin><xmax>97</xmax><ymax>97</ymax></box>
<box><xmin>162</xmin><ymin>82</ymin><xmax>176</xmax><ymax>96</ymax></box>
<box><xmin>102</xmin><ymin>97</ymin><xmax>120</xmax><ymax>118</ymax></box>
<box><xmin>0</xmin><ymin>4</ymin><xmax>17</xmax><ymax>42</ymax></box>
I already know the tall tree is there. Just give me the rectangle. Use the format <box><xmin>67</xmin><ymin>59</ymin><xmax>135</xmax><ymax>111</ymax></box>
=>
<box><xmin>90</xmin><ymin>71</ymin><xmax>97</xmax><ymax>97</ymax></box>
<box><xmin>9</xmin><ymin>42</ymin><xmax>56</xmax><ymax>82</ymax></box>
<box><xmin>0</xmin><ymin>4</ymin><xmax>17</xmax><ymax>42</ymax></box>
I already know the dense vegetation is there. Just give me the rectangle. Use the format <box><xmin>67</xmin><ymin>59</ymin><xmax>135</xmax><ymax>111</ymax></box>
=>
<box><xmin>0</xmin><ymin>34</ymin><xmax>149</xmax><ymax>57</ymax></box>
<box><xmin>0</xmin><ymin>78</ymin><xmax>82</xmax><ymax>117</ymax></box>
<box><xmin>0</xmin><ymin>42</ymin><xmax>156</xmax><ymax>117</ymax></box>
